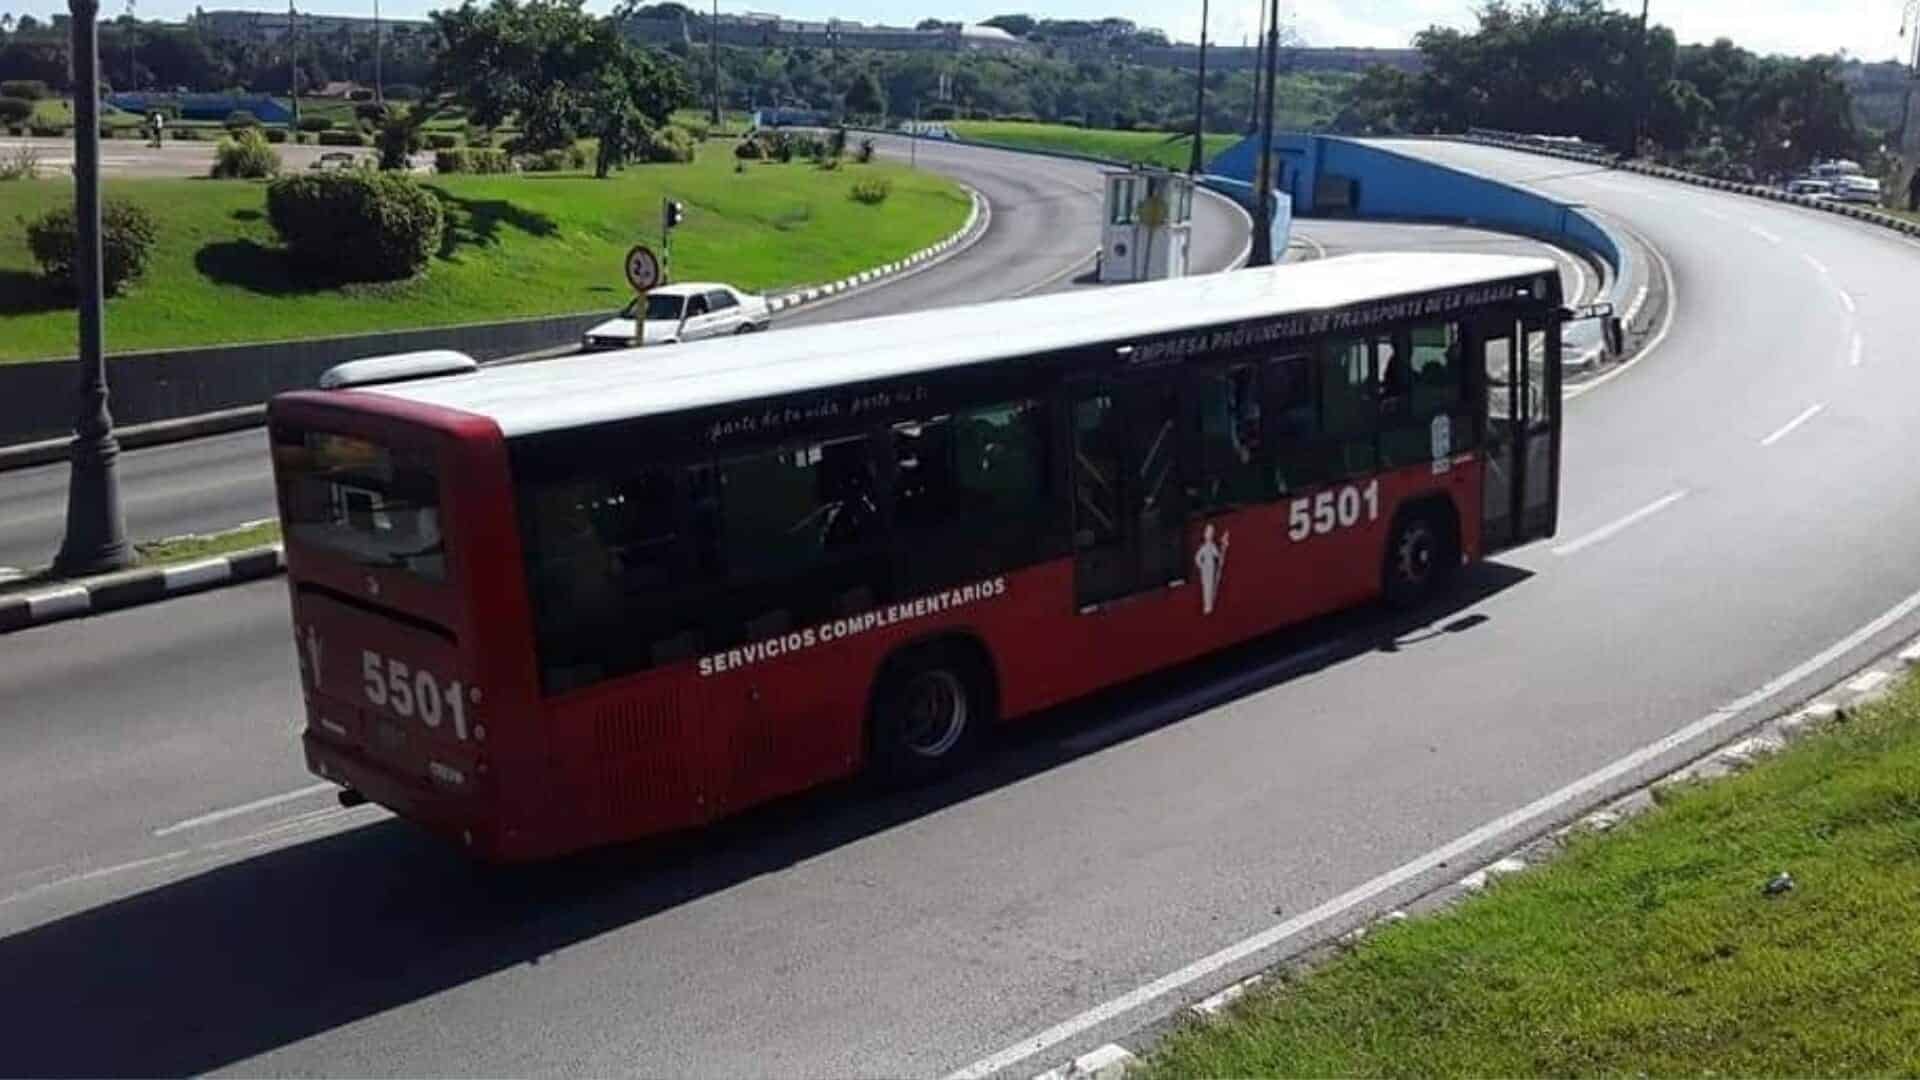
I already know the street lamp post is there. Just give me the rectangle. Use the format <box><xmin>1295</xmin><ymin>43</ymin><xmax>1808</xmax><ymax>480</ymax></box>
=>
<box><xmin>1187</xmin><ymin>0</ymin><xmax>1209</xmax><ymax>175</ymax></box>
<box><xmin>1248</xmin><ymin>0</ymin><xmax>1280</xmax><ymax>266</ymax></box>
<box><xmin>709</xmin><ymin>0</ymin><xmax>721</xmax><ymax>126</ymax></box>
<box><xmin>373</xmin><ymin>0</ymin><xmax>382</xmax><ymax>106</ymax></box>
<box><xmin>54</xmin><ymin>0</ymin><xmax>132</xmax><ymax>576</ymax></box>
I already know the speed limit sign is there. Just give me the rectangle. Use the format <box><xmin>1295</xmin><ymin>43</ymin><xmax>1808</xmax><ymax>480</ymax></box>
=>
<box><xmin>623</xmin><ymin>244</ymin><xmax>662</xmax><ymax>293</ymax></box>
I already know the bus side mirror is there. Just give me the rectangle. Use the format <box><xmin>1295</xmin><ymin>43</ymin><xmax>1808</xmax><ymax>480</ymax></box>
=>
<box><xmin>1604</xmin><ymin>315</ymin><xmax>1625</xmax><ymax>358</ymax></box>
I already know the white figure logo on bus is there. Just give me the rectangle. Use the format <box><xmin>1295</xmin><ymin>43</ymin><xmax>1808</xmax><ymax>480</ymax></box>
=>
<box><xmin>1195</xmin><ymin>524</ymin><xmax>1230</xmax><ymax>616</ymax></box>
<box><xmin>1431</xmin><ymin>414</ymin><xmax>1453</xmax><ymax>475</ymax></box>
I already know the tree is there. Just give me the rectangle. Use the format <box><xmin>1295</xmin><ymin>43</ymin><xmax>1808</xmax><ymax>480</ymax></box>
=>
<box><xmin>843</xmin><ymin>68</ymin><xmax>885</xmax><ymax>119</ymax></box>
<box><xmin>429</xmin><ymin>0</ymin><xmax>689</xmax><ymax>152</ymax></box>
<box><xmin>15</xmin><ymin>13</ymin><xmax>37</xmax><ymax>32</ymax></box>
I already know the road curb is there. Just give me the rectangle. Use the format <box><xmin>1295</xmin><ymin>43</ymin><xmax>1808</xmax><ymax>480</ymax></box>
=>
<box><xmin>0</xmin><ymin>543</ymin><xmax>285</xmax><ymax>635</ymax></box>
<box><xmin>765</xmin><ymin>185</ymin><xmax>987</xmax><ymax>315</ymax></box>
<box><xmin>1020</xmin><ymin>629</ymin><xmax>1920</xmax><ymax>1079</ymax></box>
<box><xmin>1442</xmin><ymin>130</ymin><xmax>1920</xmax><ymax>246</ymax></box>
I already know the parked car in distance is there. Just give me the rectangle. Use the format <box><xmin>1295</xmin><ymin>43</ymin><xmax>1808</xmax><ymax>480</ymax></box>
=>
<box><xmin>1785</xmin><ymin>178</ymin><xmax>1835</xmax><ymax>200</ymax></box>
<box><xmin>309</xmin><ymin>151</ymin><xmax>359</xmax><ymax>171</ymax></box>
<box><xmin>1831</xmin><ymin>174</ymin><xmax>1882</xmax><ymax>204</ymax></box>
<box><xmin>581</xmin><ymin>283</ymin><xmax>773</xmax><ymax>351</ymax></box>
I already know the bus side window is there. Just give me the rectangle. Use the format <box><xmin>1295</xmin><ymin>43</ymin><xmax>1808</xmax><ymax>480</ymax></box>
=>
<box><xmin>1193</xmin><ymin>362</ymin><xmax>1268</xmax><ymax>511</ymax></box>
<box><xmin>891</xmin><ymin>399</ymin><xmax>1052</xmax><ymax>585</ymax></box>
<box><xmin>1321</xmin><ymin>337</ymin><xmax>1378</xmax><ymax>478</ymax></box>
<box><xmin>1264</xmin><ymin>353</ymin><xmax>1321</xmax><ymax>494</ymax></box>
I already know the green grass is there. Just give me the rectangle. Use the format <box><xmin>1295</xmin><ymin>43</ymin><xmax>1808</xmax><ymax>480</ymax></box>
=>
<box><xmin>1884</xmin><ymin>207</ymin><xmax>1919</xmax><ymax>225</ymax></box>
<box><xmin>949</xmin><ymin>120</ymin><xmax>1240</xmax><ymax>171</ymax></box>
<box><xmin>28</xmin><ymin>99</ymin><xmax>142</xmax><ymax>129</ymax></box>
<box><xmin>0</xmin><ymin>519</ymin><xmax>281</xmax><ymax>596</ymax></box>
<box><xmin>673</xmin><ymin>107</ymin><xmax>753</xmax><ymax>136</ymax></box>
<box><xmin>0</xmin><ymin>150</ymin><xmax>969</xmax><ymax>361</ymax></box>
<box><xmin>1145</xmin><ymin>678</ymin><xmax>1920</xmax><ymax>1078</ymax></box>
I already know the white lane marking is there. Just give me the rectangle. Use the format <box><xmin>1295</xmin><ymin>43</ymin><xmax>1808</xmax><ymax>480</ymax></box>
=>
<box><xmin>1551</xmin><ymin>490</ymin><xmax>1689</xmax><ymax>557</ymax></box>
<box><xmin>1698</xmin><ymin>207</ymin><xmax>1730</xmax><ymax>224</ymax></box>
<box><xmin>1013</xmin><ymin>247</ymin><xmax>1103</xmax><ymax>298</ymax></box>
<box><xmin>1837</xmin><ymin>289</ymin><xmax>1856</xmax><ymax>314</ymax></box>
<box><xmin>1748</xmin><ymin>225</ymin><xmax>1782</xmax><ymax>245</ymax></box>
<box><xmin>1801</xmin><ymin>253</ymin><xmax>1829</xmax><ymax>276</ymax></box>
<box><xmin>1760</xmin><ymin>403</ymin><xmax>1825</xmax><ymax>448</ymax></box>
<box><xmin>1849</xmin><ymin>333</ymin><xmax>1865</xmax><ymax>368</ymax></box>
<box><xmin>1847</xmin><ymin>670</ymin><xmax>1891</xmax><ymax>696</ymax></box>
<box><xmin>946</xmin><ymin>580</ymin><xmax>1920</xmax><ymax>1080</ymax></box>
<box><xmin>151</xmin><ymin>782</ymin><xmax>337</xmax><ymax>838</ymax></box>
<box><xmin>1060</xmin><ymin>640</ymin><xmax>1347</xmax><ymax>755</ymax></box>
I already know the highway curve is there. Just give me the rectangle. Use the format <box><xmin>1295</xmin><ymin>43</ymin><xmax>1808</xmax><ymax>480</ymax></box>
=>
<box><xmin>0</xmin><ymin>143</ymin><xmax>1673</xmax><ymax>1077</ymax></box>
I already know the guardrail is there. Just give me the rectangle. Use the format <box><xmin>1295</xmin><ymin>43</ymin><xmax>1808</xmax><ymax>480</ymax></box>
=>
<box><xmin>1451</xmin><ymin>128</ymin><xmax>1920</xmax><ymax>241</ymax></box>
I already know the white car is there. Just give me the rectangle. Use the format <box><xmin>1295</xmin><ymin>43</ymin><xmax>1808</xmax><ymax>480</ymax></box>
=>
<box><xmin>581</xmin><ymin>283</ymin><xmax>772</xmax><ymax>351</ymax></box>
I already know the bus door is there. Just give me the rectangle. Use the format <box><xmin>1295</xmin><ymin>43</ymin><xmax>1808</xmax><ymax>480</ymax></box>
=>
<box><xmin>1480</xmin><ymin>312</ymin><xmax>1561</xmax><ymax>552</ymax></box>
<box><xmin>1070</xmin><ymin>376</ymin><xmax>1187</xmax><ymax>609</ymax></box>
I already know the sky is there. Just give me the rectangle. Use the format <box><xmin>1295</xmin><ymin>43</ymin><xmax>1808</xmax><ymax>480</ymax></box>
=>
<box><xmin>3</xmin><ymin>0</ymin><xmax>1912</xmax><ymax>64</ymax></box>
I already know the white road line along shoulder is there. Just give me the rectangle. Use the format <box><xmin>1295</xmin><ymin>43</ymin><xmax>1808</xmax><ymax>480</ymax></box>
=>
<box><xmin>151</xmin><ymin>782</ymin><xmax>338</xmax><ymax>838</ymax></box>
<box><xmin>946</xmin><ymin>579</ymin><xmax>1920</xmax><ymax>1080</ymax></box>
<box><xmin>1760</xmin><ymin>403</ymin><xmax>1825</xmax><ymax>447</ymax></box>
<box><xmin>1836</xmin><ymin>289</ymin><xmax>1856</xmax><ymax>314</ymax></box>
<box><xmin>1551</xmin><ymin>490</ymin><xmax>1689</xmax><ymax>557</ymax></box>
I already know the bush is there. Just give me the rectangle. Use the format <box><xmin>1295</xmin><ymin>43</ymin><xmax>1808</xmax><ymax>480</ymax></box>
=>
<box><xmin>211</xmin><ymin>127</ymin><xmax>281</xmax><ymax>179</ymax></box>
<box><xmin>224</xmin><ymin>109</ymin><xmax>259</xmax><ymax>129</ymax></box>
<box><xmin>677</xmin><ymin>116</ymin><xmax>711</xmax><ymax>141</ymax></box>
<box><xmin>828</xmin><ymin>126</ymin><xmax>848</xmax><ymax>159</ymax></box>
<box><xmin>384</xmin><ymin>84</ymin><xmax>422</xmax><ymax>101</ymax></box>
<box><xmin>0</xmin><ymin>143</ymin><xmax>41</xmax><ymax>181</ymax></box>
<box><xmin>734</xmin><ymin>135</ymin><xmax>765</xmax><ymax>160</ymax></box>
<box><xmin>520</xmin><ymin>145</ymin><xmax>586</xmax><ymax>172</ymax></box>
<box><xmin>644</xmin><ymin>124</ymin><xmax>697</xmax><ymax>163</ymax></box>
<box><xmin>317</xmin><ymin>130</ymin><xmax>369</xmax><ymax>147</ymax></box>
<box><xmin>427</xmin><ymin>132</ymin><xmax>459</xmax><ymax>150</ymax></box>
<box><xmin>993</xmin><ymin>113</ymin><xmax>1039</xmax><ymax>123</ymax></box>
<box><xmin>28</xmin><ymin>122</ymin><xmax>65</xmax><ymax>137</ymax></box>
<box><xmin>0</xmin><ymin>97</ymin><xmax>34</xmax><ymax>126</ymax></box>
<box><xmin>925</xmin><ymin>103</ymin><xmax>957</xmax><ymax>121</ymax></box>
<box><xmin>377</xmin><ymin>114</ymin><xmax>422</xmax><ymax>170</ymax></box>
<box><xmin>266</xmin><ymin>170</ymin><xmax>443</xmax><ymax>281</ymax></box>
<box><xmin>855</xmin><ymin>136</ymin><xmax>875</xmax><ymax>164</ymax></box>
<box><xmin>297</xmin><ymin>115</ymin><xmax>333</xmax><ymax>132</ymax></box>
<box><xmin>0</xmin><ymin>80</ymin><xmax>50</xmax><ymax>101</ymax></box>
<box><xmin>354</xmin><ymin>101</ymin><xmax>388</xmax><ymax>124</ymax></box>
<box><xmin>25</xmin><ymin>200</ymin><xmax>159</xmax><ymax>296</ymax></box>
<box><xmin>434</xmin><ymin>147</ymin><xmax>512</xmax><ymax>175</ymax></box>
<box><xmin>168</xmin><ymin>126</ymin><xmax>201</xmax><ymax>141</ymax></box>
<box><xmin>850</xmin><ymin>177</ymin><xmax>892</xmax><ymax>205</ymax></box>
<box><xmin>348</xmin><ymin>88</ymin><xmax>375</xmax><ymax>102</ymax></box>
<box><xmin>791</xmin><ymin>132</ymin><xmax>825</xmax><ymax>160</ymax></box>
<box><xmin>264</xmin><ymin>126</ymin><xmax>288</xmax><ymax>144</ymax></box>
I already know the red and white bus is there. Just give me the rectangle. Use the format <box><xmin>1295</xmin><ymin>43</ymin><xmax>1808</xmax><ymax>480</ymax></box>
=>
<box><xmin>269</xmin><ymin>252</ymin><xmax>1565</xmax><ymax>861</ymax></box>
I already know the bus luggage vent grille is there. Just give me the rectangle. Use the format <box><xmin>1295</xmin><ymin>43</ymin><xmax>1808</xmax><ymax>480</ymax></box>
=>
<box><xmin>594</xmin><ymin>691</ymin><xmax>691</xmax><ymax>819</ymax></box>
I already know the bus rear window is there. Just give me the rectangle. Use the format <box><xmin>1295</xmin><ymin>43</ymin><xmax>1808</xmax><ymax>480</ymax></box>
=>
<box><xmin>274</xmin><ymin>429</ymin><xmax>447</xmax><ymax>582</ymax></box>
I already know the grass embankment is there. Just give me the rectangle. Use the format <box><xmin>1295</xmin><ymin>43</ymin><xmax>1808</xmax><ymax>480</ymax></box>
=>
<box><xmin>0</xmin><ymin>149</ymin><xmax>969</xmax><ymax>362</ymax></box>
<box><xmin>1146</xmin><ymin>678</ymin><xmax>1920</xmax><ymax>1077</ymax></box>
<box><xmin>0</xmin><ymin>520</ymin><xmax>282</xmax><ymax>596</ymax></box>
<box><xmin>948</xmin><ymin>120</ymin><xmax>1239</xmax><ymax>171</ymax></box>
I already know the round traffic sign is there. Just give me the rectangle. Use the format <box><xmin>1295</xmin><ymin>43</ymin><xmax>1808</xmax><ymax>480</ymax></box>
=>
<box><xmin>624</xmin><ymin>244</ymin><xmax>662</xmax><ymax>293</ymax></box>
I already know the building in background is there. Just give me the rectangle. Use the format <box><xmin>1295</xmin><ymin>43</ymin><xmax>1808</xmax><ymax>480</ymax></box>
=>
<box><xmin>622</xmin><ymin>11</ymin><xmax>1031</xmax><ymax>54</ymax></box>
<box><xmin>191</xmin><ymin>8</ymin><xmax>430</xmax><ymax>44</ymax></box>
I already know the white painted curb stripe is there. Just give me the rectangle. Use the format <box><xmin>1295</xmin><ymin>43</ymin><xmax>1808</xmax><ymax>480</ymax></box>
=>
<box><xmin>161</xmin><ymin>558</ymin><xmax>233</xmax><ymax>591</ymax></box>
<box><xmin>1846</xmin><ymin>670</ymin><xmax>1891</xmax><ymax>696</ymax></box>
<box><xmin>947</xmin><ymin>580</ymin><xmax>1920</xmax><ymax>1080</ymax></box>
<box><xmin>25</xmin><ymin>586</ymin><xmax>89</xmax><ymax>620</ymax></box>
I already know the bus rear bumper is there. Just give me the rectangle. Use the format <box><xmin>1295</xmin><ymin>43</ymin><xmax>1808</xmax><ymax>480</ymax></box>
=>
<box><xmin>302</xmin><ymin>731</ymin><xmax>516</xmax><ymax>861</ymax></box>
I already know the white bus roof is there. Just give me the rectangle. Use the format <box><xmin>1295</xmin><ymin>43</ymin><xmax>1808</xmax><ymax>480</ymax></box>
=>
<box><xmin>368</xmin><ymin>252</ymin><xmax>1558</xmax><ymax>438</ymax></box>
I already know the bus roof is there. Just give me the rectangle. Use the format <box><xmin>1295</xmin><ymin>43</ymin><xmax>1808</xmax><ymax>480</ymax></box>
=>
<box><xmin>366</xmin><ymin>252</ymin><xmax>1559</xmax><ymax>438</ymax></box>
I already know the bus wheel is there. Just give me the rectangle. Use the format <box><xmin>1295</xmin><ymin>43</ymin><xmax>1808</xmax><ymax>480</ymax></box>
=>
<box><xmin>1383</xmin><ymin>507</ymin><xmax>1457</xmax><ymax>609</ymax></box>
<box><xmin>870</xmin><ymin>647</ymin><xmax>985</xmax><ymax>784</ymax></box>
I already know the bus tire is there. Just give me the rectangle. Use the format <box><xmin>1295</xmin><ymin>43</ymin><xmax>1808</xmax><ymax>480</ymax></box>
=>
<box><xmin>868</xmin><ymin>641</ymin><xmax>991</xmax><ymax>786</ymax></box>
<box><xmin>1382</xmin><ymin>503</ymin><xmax>1459</xmax><ymax>610</ymax></box>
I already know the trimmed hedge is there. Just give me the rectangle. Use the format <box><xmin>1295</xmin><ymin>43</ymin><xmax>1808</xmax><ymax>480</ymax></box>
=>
<box><xmin>0</xmin><ymin>97</ymin><xmax>33</xmax><ymax>126</ymax></box>
<box><xmin>24</xmin><ymin>200</ymin><xmax>159</xmax><ymax>296</ymax></box>
<box><xmin>264</xmin><ymin>127</ymin><xmax>288</xmax><ymax>144</ymax></box>
<box><xmin>225</xmin><ymin>109</ymin><xmax>260</xmax><ymax>129</ymax></box>
<box><xmin>297</xmin><ymin>115</ymin><xmax>333</xmax><ymax>132</ymax></box>
<box><xmin>266</xmin><ymin>170</ymin><xmax>444</xmax><ymax>281</ymax></box>
<box><xmin>0</xmin><ymin>79</ymin><xmax>50</xmax><ymax>100</ymax></box>
<box><xmin>645</xmin><ymin>124</ymin><xmax>697</xmax><ymax>163</ymax></box>
<box><xmin>27</xmin><ymin>122</ymin><xmax>65</xmax><ymax>137</ymax></box>
<box><xmin>317</xmin><ymin>130</ymin><xmax>370</xmax><ymax>147</ymax></box>
<box><xmin>427</xmin><ymin>132</ymin><xmax>460</xmax><ymax>150</ymax></box>
<box><xmin>433</xmin><ymin>147</ymin><xmax>512</xmax><ymax>174</ymax></box>
<box><xmin>850</xmin><ymin>177</ymin><xmax>892</xmax><ymax>205</ymax></box>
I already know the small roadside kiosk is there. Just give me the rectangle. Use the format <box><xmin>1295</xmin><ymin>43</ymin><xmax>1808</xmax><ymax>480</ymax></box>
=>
<box><xmin>1098</xmin><ymin>167</ymin><xmax>1195</xmax><ymax>284</ymax></box>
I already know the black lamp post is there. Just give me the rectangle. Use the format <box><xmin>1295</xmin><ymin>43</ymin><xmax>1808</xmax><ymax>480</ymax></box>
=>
<box><xmin>1187</xmin><ymin>0</ymin><xmax>1209</xmax><ymax>175</ymax></box>
<box><xmin>54</xmin><ymin>0</ymin><xmax>132</xmax><ymax>577</ymax></box>
<box><xmin>1247</xmin><ymin>0</ymin><xmax>1280</xmax><ymax>266</ymax></box>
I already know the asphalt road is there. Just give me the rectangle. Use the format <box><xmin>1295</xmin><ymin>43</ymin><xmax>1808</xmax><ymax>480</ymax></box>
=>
<box><xmin>0</xmin><ymin>143</ymin><xmax>1683</xmax><ymax>1078</ymax></box>
<box><xmin>0</xmin><ymin>133</ymin><xmax>379</xmax><ymax>177</ymax></box>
